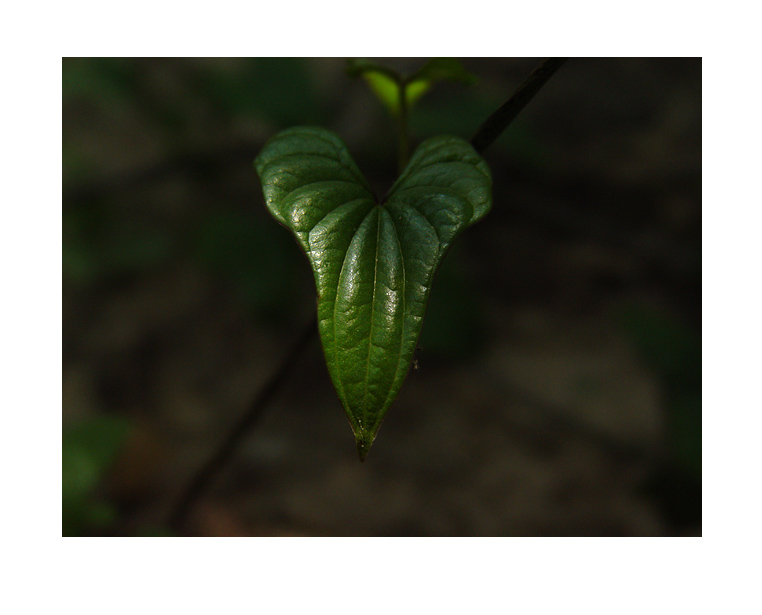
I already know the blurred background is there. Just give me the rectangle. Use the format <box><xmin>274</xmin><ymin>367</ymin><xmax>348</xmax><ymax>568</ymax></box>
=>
<box><xmin>62</xmin><ymin>57</ymin><xmax>701</xmax><ymax>537</ymax></box>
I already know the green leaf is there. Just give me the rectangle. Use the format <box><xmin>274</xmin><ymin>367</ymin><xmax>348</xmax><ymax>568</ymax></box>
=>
<box><xmin>364</xmin><ymin>71</ymin><xmax>403</xmax><ymax>115</ymax></box>
<box><xmin>255</xmin><ymin>127</ymin><xmax>491</xmax><ymax>459</ymax></box>
<box><xmin>62</xmin><ymin>416</ymin><xmax>131</xmax><ymax>536</ymax></box>
<box><xmin>407</xmin><ymin>57</ymin><xmax>477</xmax><ymax>88</ymax></box>
<box><xmin>346</xmin><ymin>58</ymin><xmax>476</xmax><ymax>116</ymax></box>
<box><xmin>403</xmin><ymin>57</ymin><xmax>476</xmax><ymax>116</ymax></box>
<box><xmin>346</xmin><ymin>59</ymin><xmax>404</xmax><ymax>115</ymax></box>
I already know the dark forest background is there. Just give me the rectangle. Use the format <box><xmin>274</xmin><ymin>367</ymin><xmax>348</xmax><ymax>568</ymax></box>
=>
<box><xmin>62</xmin><ymin>57</ymin><xmax>701</xmax><ymax>537</ymax></box>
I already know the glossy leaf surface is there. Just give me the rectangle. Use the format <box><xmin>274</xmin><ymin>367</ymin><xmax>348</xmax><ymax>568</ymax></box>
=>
<box><xmin>255</xmin><ymin>127</ymin><xmax>491</xmax><ymax>459</ymax></box>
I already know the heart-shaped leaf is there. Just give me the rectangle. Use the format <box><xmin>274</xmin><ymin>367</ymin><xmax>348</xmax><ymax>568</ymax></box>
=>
<box><xmin>255</xmin><ymin>126</ymin><xmax>491</xmax><ymax>459</ymax></box>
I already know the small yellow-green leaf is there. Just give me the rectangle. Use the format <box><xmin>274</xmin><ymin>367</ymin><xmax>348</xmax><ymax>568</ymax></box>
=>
<box><xmin>347</xmin><ymin>58</ymin><xmax>476</xmax><ymax>117</ymax></box>
<box><xmin>407</xmin><ymin>57</ymin><xmax>477</xmax><ymax>87</ymax></box>
<box><xmin>255</xmin><ymin>127</ymin><xmax>491</xmax><ymax>459</ymax></box>
<box><xmin>364</xmin><ymin>71</ymin><xmax>402</xmax><ymax>115</ymax></box>
<box><xmin>346</xmin><ymin>58</ymin><xmax>403</xmax><ymax>114</ymax></box>
<box><xmin>405</xmin><ymin>80</ymin><xmax>432</xmax><ymax>109</ymax></box>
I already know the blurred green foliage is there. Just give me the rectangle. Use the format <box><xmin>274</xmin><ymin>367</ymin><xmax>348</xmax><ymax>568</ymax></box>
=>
<box><xmin>192</xmin><ymin>207</ymin><xmax>301</xmax><ymax>321</ymax></box>
<box><xmin>419</xmin><ymin>246</ymin><xmax>486</xmax><ymax>362</ymax></box>
<box><xmin>64</xmin><ymin>57</ymin><xmax>187</xmax><ymax>134</ymax></box>
<box><xmin>63</xmin><ymin>58</ymin><xmax>328</xmax><ymax>297</ymax></box>
<box><xmin>619</xmin><ymin>304</ymin><xmax>701</xmax><ymax>479</ymax></box>
<box><xmin>619</xmin><ymin>304</ymin><xmax>701</xmax><ymax>528</ymax></box>
<box><xmin>62</xmin><ymin>415</ymin><xmax>131</xmax><ymax>536</ymax></box>
<box><xmin>63</xmin><ymin>58</ymin><xmax>137</xmax><ymax>103</ymax></box>
<box><xmin>194</xmin><ymin>57</ymin><xmax>326</xmax><ymax>127</ymax></box>
<box><xmin>63</xmin><ymin>203</ymin><xmax>175</xmax><ymax>286</ymax></box>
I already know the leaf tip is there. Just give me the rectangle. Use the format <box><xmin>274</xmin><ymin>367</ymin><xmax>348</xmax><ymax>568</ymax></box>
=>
<box><xmin>355</xmin><ymin>431</ymin><xmax>375</xmax><ymax>462</ymax></box>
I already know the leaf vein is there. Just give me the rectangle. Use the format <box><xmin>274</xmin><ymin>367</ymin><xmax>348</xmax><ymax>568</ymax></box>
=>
<box><xmin>361</xmin><ymin>209</ymin><xmax>382</xmax><ymax>421</ymax></box>
<box><xmin>379</xmin><ymin>213</ymin><xmax>407</xmax><ymax>414</ymax></box>
<box><xmin>332</xmin><ymin>205</ymin><xmax>379</xmax><ymax>422</ymax></box>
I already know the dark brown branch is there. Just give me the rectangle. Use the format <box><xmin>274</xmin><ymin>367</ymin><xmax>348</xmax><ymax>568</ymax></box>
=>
<box><xmin>168</xmin><ymin>314</ymin><xmax>317</xmax><ymax>533</ymax></box>
<box><xmin>470</xmin><ymin>58</ymin><xmax>568</xmax><ymax>154</ymax></box>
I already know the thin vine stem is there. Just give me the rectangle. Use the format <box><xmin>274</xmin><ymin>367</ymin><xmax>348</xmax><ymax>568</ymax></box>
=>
<box><xmin>168</xmin><ymin>314</ymin><xmax>317</xmax><ymax>533</ymax></box>
<box><xmin>397</xmin><ymin>82</ymin><xmax>411</xmax><ymax>174</ymax></box>
<box><xmin>470</xmin><ymin>58</ymin><xmax>568</xmax><ymax>154</ymax></box>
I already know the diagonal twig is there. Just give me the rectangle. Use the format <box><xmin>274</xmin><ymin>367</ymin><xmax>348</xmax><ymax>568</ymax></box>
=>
<box><xmin>471</xmin><ymin>58</ymin><xmax>568</xmax><ymax>154</ymax></box>
<box><xmin>168</xmin><ymin>314</ymin><xmax>317</xmax><ymax>533</ymax></box>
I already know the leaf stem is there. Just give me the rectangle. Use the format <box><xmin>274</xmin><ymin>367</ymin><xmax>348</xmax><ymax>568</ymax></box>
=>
<box><xmin>167</xmin><ymin>314</ymin><xmax>317</xmax><ymax>533</ymax></box>
<box><xmin>397</xmin><ymin>80</ymin><xmax>410</xmax><ymax>174</ymax></box>
<box><xmin>470</xmin><ymin>58</ymin><xmax>568</xmax><ymax>154</ymax></box>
